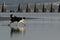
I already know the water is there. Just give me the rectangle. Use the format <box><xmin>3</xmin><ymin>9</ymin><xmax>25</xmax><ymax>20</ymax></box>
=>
<box><xmin>0</xmin><ymin>14</ymin><xmax>60</xmax><ymax>40</ymax></box>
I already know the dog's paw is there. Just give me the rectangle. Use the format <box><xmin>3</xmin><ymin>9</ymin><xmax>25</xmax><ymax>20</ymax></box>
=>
<box><xmin>8</xmin><ymin>24</ymin><xmax>10</xmax><ymax>26</ymax></box>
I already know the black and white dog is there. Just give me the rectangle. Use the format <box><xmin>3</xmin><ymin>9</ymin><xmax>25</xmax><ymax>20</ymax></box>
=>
<box><xmin>8</xmin><ymin>14</ymin><xmax>26</xmax><ymax>26</ymax></box>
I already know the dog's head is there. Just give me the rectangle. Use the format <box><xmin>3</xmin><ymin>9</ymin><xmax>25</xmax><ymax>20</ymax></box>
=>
<box><xmin>23</xmin><ymin>17</ymin><xmax>26</xmax><ymax>19</ymax></box>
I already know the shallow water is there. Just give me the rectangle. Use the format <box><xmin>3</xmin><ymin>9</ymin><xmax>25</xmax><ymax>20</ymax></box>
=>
<box><xmin>0</xmin><ymin>16</ymin><xmax>60</xmax><ymax>40</ymax></box>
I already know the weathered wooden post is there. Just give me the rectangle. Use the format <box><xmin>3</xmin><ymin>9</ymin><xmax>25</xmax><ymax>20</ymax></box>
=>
<box><xmin>58</xmin><ymin>4</ymin><xmax>60</xmax><ymax>12</ymax></box>
<box><xmin>50</xmin><ymin>3</ymin><xmax>55</xmax><ymax>12</ymax></box>
<box><xmin>34</xmin><ymin>3</ymin><xmax>39</xmax><ymax>12</ymax></box>
<box><xmin>26</xmin><ymin>3</ymin><xmax>31</xmax><ymax>12</ymax></box>
<box><xmin>1</xmin><ymin>1</ymin><xmax>6</xmax><ymax>12</ymax></box>
<box><xmin>42</xmin><ymin>3</ymin><xmax>46</xmax><ymax>12</ymax></box>
<box><xmin>17</xmin><ymin>3</ymin><xmax>23</xmax><ymax>12</ymax></box>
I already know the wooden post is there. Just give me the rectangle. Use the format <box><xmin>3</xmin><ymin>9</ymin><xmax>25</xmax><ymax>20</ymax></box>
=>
<box><xmin>42</xmin><ymin>3</ymin><xmax>46</xmax><ymax>12</ymax></box>
<box><xmin>1</xmin><ymin>1</ymin><xmax>6</xmax><ymax>12</ymax></box>
<box><xmin>17</xmin><ymin>3</ymin><xmax>23</xmax><ymax>12</ymax></box>
<box><xmin>50</xmin><ymin>3</ymin><xmax>55</xmax><ymax>12</ymax></box>
<box><xmin>26</xmin><ymin>3</ymin><xmax>31</xmax><ymax>12</ymax></box>
<box><xmin>58</xmin><ymin>4</ymin><xmax>60</xmax><ymax>12</ymax></box>
<box><xmin>34</xmin><ymin>3</ymin><xmax>39</xmax><ymax>12</ymax></box>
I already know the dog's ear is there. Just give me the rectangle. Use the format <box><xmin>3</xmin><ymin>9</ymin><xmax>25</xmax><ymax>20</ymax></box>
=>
<box><xmin>23</xmin><ymin>17</ymin><xmax>25</xmax><ymax>19</ymax></box>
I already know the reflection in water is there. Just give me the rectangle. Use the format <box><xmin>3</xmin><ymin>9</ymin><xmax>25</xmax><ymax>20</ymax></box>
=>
<box><xmin>10</xmin><ymin>28</ymin><xmax>25</xmax><ymax>37</ymax></box>
<box><xmin>10</xmin><ymin>30</ymin><xmax>25</xmax><ymax>37</ymax></box>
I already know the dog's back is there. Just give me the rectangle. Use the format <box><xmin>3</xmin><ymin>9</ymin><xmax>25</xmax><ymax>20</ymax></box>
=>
<box><xmin>10</xmin><ymin>14</ymin><xmax>25</xmax><ymax>22</ymax></box>
<box><xmin>16</xmin><ymin>17</ymin><xmax>22</xmax><ymax>22</ymax></box>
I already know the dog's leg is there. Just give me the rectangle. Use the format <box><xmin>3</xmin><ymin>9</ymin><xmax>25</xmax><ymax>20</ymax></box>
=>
<box><xmin>8</xmin><ymin>22</ymin><xmax>12</xmax><ymax>26</ymax></box>
<box><xmin>21</xmin><ymin>22</ymin><xmax>26</xmax><ymax>26</ymax></box>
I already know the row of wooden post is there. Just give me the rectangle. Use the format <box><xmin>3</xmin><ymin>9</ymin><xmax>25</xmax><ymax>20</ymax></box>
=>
<box><xmin>1</xmin><ymin>2</ymin><xmax>60</xmax><ymax>12</ymax></box>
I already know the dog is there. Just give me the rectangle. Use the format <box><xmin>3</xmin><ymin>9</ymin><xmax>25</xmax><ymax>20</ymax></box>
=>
<box><xmin>8</xmin><ymin>14</ymin><xmax>26</xmax><ymax>26</ymax></box>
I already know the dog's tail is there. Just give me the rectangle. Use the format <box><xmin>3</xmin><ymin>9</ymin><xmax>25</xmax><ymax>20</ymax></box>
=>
<box><xmin>10</xmin><ymin>14</ymin><xmax>13</xmax><ymax>18</ymax></box>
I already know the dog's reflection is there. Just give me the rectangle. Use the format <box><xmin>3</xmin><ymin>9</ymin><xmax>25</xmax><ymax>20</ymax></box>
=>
<box><xmin>10</xmin><ymin>26</ymin><xmax>25</xmax><ymax>37</ymax></box>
